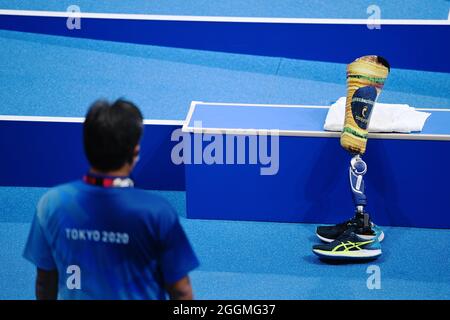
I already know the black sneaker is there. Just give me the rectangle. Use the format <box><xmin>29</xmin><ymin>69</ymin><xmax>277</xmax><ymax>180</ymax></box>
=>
<box><xmin>316</xmin><ymin>215</ymin><xmax>384</xmax><ymax>243</ymax></box>
<box><xmin>313</xmin><ymin>228</ymin><xmax>382</xmax><ymax>260</ymax></box>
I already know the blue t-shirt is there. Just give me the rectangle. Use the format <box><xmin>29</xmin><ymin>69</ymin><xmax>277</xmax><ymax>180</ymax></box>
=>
<box><xmin>23</xmin><ymin>180</ymin><xmax>199</xmax><ymax>300</ymax></box>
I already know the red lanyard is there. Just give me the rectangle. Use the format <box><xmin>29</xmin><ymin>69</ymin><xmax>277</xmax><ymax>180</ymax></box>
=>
<box><xmin>83</xmin><ymin>174</ymin><xmax>134</xmax><ymax>188</ymax></box>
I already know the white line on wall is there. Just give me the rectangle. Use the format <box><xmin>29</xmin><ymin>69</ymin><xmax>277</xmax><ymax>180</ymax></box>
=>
<box><xmin>0</xmin><ymin>10</ymin><xmax>449</xmax><ymax>25</ymax></box>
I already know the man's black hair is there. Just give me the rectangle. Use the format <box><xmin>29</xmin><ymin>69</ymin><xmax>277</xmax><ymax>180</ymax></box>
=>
<box><xmin>83</xmin><ymin>99</ymin><xmax>144</xmax><ymax>172</ymax></box>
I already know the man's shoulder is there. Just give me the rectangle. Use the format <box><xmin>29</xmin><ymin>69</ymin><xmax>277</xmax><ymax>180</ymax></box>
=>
<box><xmin>36</xmin><ymin>181</ymin><xmax>83</xmax><ymax>220</ymax></box>
<box><xmin>99</xmin><ymin>190</ymin><xmax>178</xmax><ymax>233</ymax></box>
<box><xmin>124</xmin><ymin>189</ymin><xmax>177</xmax><ymax>214</ymax></box>
<box><xmin>38</xmin><ymin>183</ymin><xmax>177</xmax><ymax>221</ymax></box>
<box><xmin>40</xmin><ymin>180</ymin><xmax>82</xmax><ymax>201</ymax></box>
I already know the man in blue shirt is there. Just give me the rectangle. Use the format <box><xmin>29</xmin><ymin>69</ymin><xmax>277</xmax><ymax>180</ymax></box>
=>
<box><xmin>23</xmin><ymin>99</ymin><xmax>199</xmax><ymax>299</ymax></box>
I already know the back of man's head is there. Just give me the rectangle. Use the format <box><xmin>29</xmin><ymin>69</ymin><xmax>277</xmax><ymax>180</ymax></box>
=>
<box><xmin>83</xmin><ymin>99</ymin><xmax>143</xmax><ymax>172</ymax></box>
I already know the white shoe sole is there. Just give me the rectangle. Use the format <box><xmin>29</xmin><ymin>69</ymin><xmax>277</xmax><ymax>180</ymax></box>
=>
<box><xmin>316</xmin><ymin>230</ymin><xmax>384</xmax><ymax>243</ymax></box>
<box><xmin>313</xmin><ymin>248</ymin><xmax>382</xmax><ymax>259</ymax></box>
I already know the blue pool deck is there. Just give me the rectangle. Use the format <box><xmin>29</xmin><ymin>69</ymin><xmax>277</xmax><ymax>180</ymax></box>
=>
<box><xmin>1</xmin><ymin>186</ymin><xmax>449</xmax><ymax>300</ymax></box>
<box><xmin>0</xmin><ymin>29</ymin><xmax>449</xmax><ymax>120</ymax></box>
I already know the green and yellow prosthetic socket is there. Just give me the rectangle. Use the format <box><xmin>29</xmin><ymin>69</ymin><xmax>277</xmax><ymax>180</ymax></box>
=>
<box><xmin>340</xmin><ymin>55</ymin><xmax>390</xmax><ymax>154</ymax></box>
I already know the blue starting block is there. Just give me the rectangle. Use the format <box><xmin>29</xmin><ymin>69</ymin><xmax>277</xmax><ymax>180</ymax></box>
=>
<box><xmin>182</xmin><ymin>101</ymin><xmax>450</xmax><ymax>228</ymax></box>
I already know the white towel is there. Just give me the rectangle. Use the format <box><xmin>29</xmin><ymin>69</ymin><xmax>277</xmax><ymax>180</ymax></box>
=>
<box><xmin>324</xmin><ymin>97</ymin><xmax>431</xmax><ymax>133</ymax></box>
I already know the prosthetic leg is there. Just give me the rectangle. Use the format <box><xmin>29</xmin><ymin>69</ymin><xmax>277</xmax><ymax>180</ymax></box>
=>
<box><xmin>348</xmin><ymin>154</ymin><xmax>374</xmax><ymax>237</ymax></box>
<box><xmin>313</xmin><ymin>56</ymin><xmax>389</xmax><ymax>260</ymax></box>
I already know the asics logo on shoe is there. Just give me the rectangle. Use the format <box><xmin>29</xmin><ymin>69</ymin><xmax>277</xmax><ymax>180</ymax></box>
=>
<box><xmin>332</xmin><ymin>240</ymin><xmax>374</xmax><ymax>252</ymax></box>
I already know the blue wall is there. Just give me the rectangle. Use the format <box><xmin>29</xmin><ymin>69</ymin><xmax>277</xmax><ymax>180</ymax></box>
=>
<box><xmin>1</xmin><ymin>15</ymin><xmax>449</xmax><ymax>73</ymax></box>
<box><xmin>186</xmin><ymin>134</ymin><xmax>450</xmax><ymax>228</ymax></box>
<box><xmin>0</xmin><ymin>120</ymin><xmax>185</xmax><ymax>190</ymax></box>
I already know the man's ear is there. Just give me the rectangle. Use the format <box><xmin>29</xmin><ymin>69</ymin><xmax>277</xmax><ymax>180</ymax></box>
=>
<box><xmin>132</xmin><ymin>144</ymin><xmax>141</xmax><ymax>167</ymax></box>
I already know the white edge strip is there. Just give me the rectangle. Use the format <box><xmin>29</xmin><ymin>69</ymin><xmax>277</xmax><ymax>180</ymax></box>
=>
<box><xmin>182</xmin><ymin>126</ymin><xmax>450</xmax><ymax>141</ymax></box>
<box><xmin>182</xmin><ymin>101</ymin><xmax>200</xmax><ymax>133</ymax></box>
<box><xmin>0</xmin><ymin>10</ymin><xmax>449</xmax><ymax>25</ymax></box>
<box><xmin>0</xmin><ymin>115</ymin><xmax>85</xmax><ymax>123</ymax></box>
<box><xmin>181</xmin><ymin>102</ymin><xmax>450</xmax><ymax>141</ymax></box>
<box><xmin>194</xmin><ymin>101</ymin><xmax>450</xmax><ymax>111</ymax></box>
<box><xmin>0</xmin><ymin>115</ymin><xmax>184</xmax><ymax>126</ymax></box>
<box><xmin>194</xmin><ymin>101</ymin><xmax>331</xmax><ymax>109</ymax></box>
<box><xmin>416</xmin><ymin>108</ymin><xmax>450</xmax><ymax>112</ymax></box>
<box><xmin>143</xmin><ymin>119</ymin><xmax>184</xmax><ymax>125</ymax></box>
